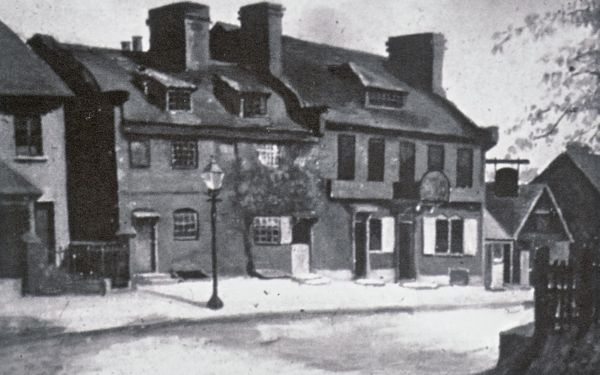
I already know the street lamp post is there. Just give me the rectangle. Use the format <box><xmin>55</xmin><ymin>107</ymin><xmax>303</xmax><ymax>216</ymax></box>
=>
<box><xmin>201</xmin><ymin>156</ymin><xmax>225</xmax><ymax>310</ymax></box>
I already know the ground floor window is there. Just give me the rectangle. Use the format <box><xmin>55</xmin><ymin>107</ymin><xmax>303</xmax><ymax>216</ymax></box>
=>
<box><xmin>368</xmin><ymin>217</ymin><xmax>395</xmax><ymax>253</ymax></box>
<box><xmin>252</xmin><ymin>216</ymin><xmax>292</xmax><ymax>245</ymax></box>
<box><xmin>173</xmin><ymin>209</ymin><xmax>199</xmax><ymax>240</ymax></box>
<box><xmin>423</xmin><ymin>215</ymin><xmax>478</xmax><ymax>256</ymax></box>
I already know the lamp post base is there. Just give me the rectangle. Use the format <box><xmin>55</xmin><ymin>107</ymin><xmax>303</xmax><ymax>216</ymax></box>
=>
<box><xmin>207</xmin><ymin>293</ymin><xmax>224</xmax><ymax>310</ymax></box>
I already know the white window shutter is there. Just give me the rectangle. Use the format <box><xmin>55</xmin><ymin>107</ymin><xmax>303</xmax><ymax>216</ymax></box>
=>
<box><xmin>280</xmin><ymin>216</ymin><xmax>293</xmax><ymax>244</ymax></box>
<box><xmin>381</xmin><ymin>217</ymin><xmax>395</xmax><ymax>253</ymax></box>
<box><xmin>463</xmin><ymin>218</ymin><xmax>478</xmax><ymax>256</ymax></box>
<box><xmin>423</xmin><ymin>217</ymin><xmax>436</xmax><ymax>255</ymax></box>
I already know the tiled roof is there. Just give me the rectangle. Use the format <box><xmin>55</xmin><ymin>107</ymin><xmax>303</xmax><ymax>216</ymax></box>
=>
<box><xmin>483</xmin><ymin>208</ymin><xmax>511</xmax><ymax>240</ymax></box>
<box><xmin>0</xmin><ymin>20</ymin><xmax>71</xmax><ymax>97</ymax></box>
<box><xmin>280</xmin><ymin>36</ymin><xmax>484</xmax><ymax>141</ymax></box>
<box><xmin>216</xmin><ymin>73</ymin><xmax>271</xmax><ymax>94</ymax></box>
<box><xmin>566</xmin><ymin>148</ymin><xmax>600</xmax><ymax>193</ymax></box>
<box><xmin>485</xmin><ymin>183</ymin><xmax>547</xmax><ymax>238</ymax></box>
<box><xmin>46</xmin><ymin>42</ymin><xmax>311</xmax><ymax>140</ymax></box>
<box><xmin>137</xmin><ymin>68</ymin><xmax>197</xmax><ymax>90</ymax></box>
<box><xmin>0</xmin><ymin>161</ymin><xmax>42</xmax><ymax>196</ymax></box>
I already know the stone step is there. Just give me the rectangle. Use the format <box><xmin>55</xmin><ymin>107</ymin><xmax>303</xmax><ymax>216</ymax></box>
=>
<box><xmin>293</xmin><ymin>273</ymin><xmax>331</xmax><ymax>286</ymax></box>
<box><xmin>133</xmin><ymin>273</ymin><xmax>180</xmax><ymax>286</ymax></box>
<box><xmin>355</xmin><ymin>278</ymin><xmax>386</xmax><ymax>287</ymax></box>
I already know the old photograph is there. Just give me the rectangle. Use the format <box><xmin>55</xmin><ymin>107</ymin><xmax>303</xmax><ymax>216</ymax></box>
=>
<box><xmin>0</xmin><ymin>0</ymin><xmax>599</xmax><ymax>374</ymax></box>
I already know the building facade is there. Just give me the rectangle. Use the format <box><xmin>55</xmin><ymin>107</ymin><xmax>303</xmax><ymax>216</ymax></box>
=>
<box><xmin>0</xmin><ymin>20</ymin><xmax>72</xmax><ymax>278</ymax></box>
<box><xmin>32</xmin><ymin>1</ymin><xmax>497</xmax><ymax>283</ymax></box>
<box><xmin>29</xmin><ymin>3</ymin><xmax>319</xmax><ymax>278</ymax></box>
<box><xmin>210</xmin><ymin>2</ymin><xmax>497</xmax><ymax>282</ymax></box>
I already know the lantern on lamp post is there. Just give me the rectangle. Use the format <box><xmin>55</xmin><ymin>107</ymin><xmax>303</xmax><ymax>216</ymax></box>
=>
<box><xmin>201</xmin><ymin>155</ymin><xmax>225</xmax><ymax>310</ymax></box>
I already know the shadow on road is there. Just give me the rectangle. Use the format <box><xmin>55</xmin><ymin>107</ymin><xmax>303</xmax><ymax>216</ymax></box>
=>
<box><xmin>140</xmin><ymin>289</ymin><xmax>209</xmax><ymax>309</ymax></box>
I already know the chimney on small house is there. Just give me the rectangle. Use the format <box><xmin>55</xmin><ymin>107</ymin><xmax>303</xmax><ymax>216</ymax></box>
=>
<box><xmin>494</xmin><ymin>168</ymin><xmax>519</xmax><ymax>197</ymax></box>
<box><xmin>121</xmin><ymin>41</ymin><xmax>131</xmax><ymax>51</ymax></box>
<box><xmin>386</xmin><ymin>33</ymin><xmax>446</xmax><ymax>96</ymax></box>
<box><xmin>132</xmin><ymin>36</ymin><xmax>143</xmax><ymax>52</ymax></box>
<box><xmin>238</xmin><ymin>2</ymin><xmax>285</xmax><ymax>76</ymax></box>
<box><xmin>147</xmin><ymin>2</ymin><xmax>211</xmax><ymax>71</ymax></box>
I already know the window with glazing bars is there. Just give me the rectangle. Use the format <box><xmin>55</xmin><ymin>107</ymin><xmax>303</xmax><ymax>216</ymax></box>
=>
<box><xmin>253</xmin><ymin>217</ymin><xmax>281</xmax><ymax>245</ymax></box>
<box><xmin>256</xmin><ymin>144</ymin><xmax>281</xmax><ymax>168</ymax></box>
<box><xmin>173</xmin><ymin>209</ymin><xmax>199</xmax><ymax>240</ymax></box>
<box><xmin>171</xmin><ymin>141</ymin><xmax>198</xmax><ymax>169</ymax></box>
<box><xmin>167</xmin><ymin>90</ymin><xmax>191</xmax><ymax>111</ymax></box>
<box><xmin>243</xmin><ymin>95</ymin><xmax>267</xmax><ymax>117</ymax></box>
<box><xmin>15</xmin><ymin>115</ymin><xmax>43</xmax><ymax>156</ymax></box>
<box><xmin>366</xmin><ymin>88</ymin><xmax>406</xmax><ymax>109</ymax></box>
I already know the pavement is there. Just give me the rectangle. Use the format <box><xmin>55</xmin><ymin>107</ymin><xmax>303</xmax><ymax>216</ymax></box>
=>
<box><xmin>0</xmin><ymin>277</ymin><xmax>533</xmax><ymax>343</ymax></box>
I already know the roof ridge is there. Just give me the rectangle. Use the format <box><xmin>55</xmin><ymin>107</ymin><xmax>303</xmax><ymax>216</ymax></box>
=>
<box><xmin>282</xmin><ymin>35</ymin><xmax>386</xmax><ymax>60</ymax></box>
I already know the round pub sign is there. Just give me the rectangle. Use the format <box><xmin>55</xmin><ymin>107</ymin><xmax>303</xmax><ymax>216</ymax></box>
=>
<box><xmin>419</xmin><ymin>171</ymin><xmax>450</xmax><ymax>203</ymax></box>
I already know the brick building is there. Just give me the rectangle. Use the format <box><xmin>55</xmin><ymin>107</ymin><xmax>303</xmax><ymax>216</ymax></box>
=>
<box><xmin>0</xmin><ymin>20</ymin><xmax>72</xmax><ymax>278</ymax></box>
<box><xmin>31</xmin><ymin>1</ymin><xmax>497</xmax><ymax>283</ymax></box>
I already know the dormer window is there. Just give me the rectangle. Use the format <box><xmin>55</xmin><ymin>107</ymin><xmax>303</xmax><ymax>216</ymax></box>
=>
<box><xmin>242</xmin><ymin>94</ymin><xmax>267</xmax><ymax>117</ymax></box>
<box><xmin>365</xmin><ymin>88</ymin><xmax>406</xmax><ymax>109</ymax></box>
<box><xmin>134</xmin><ymin>68</ymin><xmax>196</xmax><ymax>113</ymax></box>
<box><xmin>167</xmin><ymin>89</ymin><xmax>192</xmax><ymax>112</ymax></box>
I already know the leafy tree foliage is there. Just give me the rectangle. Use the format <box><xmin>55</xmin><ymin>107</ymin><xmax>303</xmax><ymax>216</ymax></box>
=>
<box><xmin>228</xmin><ymin>143</ymin><xmax>322</xmax><ymax>274</ymax></box>
<box><xmin>493</xmin><ymin>0</ymin><xmax>600</xmax><ymax>151</ymax></box>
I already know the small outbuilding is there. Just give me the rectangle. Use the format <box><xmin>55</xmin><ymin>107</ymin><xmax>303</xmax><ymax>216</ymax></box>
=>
<box><xmin>484</xmin><ymin>169</ymin><xmax>573</xmax><ymax>288</ymax></box>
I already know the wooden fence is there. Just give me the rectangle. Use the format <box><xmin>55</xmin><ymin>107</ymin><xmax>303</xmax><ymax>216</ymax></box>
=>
<box><xmin>534</xmin><ymin>246</ymin><xmax>600</xmax><ymax>335</ymax></box>
<box><xmin>59</xmin><ymin>241</ymin><xmax>130</xmax><ymax>288</ymax></box>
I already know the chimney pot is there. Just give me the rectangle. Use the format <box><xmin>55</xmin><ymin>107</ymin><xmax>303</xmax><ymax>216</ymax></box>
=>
<box><xmin>132</xmin><ymin>36</ymin><xmax>143</xmax><ymax>52</ymax></box>
<box><xmin>121</xmin><ymin>41</ymin><xmax>131</xmax><ymax>51</ymax></box>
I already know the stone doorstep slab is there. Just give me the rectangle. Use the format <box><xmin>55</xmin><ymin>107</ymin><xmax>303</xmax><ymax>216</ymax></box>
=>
<box><xmin>355</xmin><ymin>278</ymin><xmax>386</xmax><ymax>287</ymax></box>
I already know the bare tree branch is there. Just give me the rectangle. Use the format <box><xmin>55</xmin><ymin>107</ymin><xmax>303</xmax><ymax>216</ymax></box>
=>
<box><xmin>532</xmin><ymin>107</ymin><xmax>579</xmax><ymax>139</ymax></box>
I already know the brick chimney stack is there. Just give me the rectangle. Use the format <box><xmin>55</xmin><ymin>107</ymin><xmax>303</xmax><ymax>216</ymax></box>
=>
<box><xmin>386</xmin><ymin>33</ymin><xmax>446</xmax><ymax>96</ymax></box>
<box><xmin>238</xmin><ymin>2</ymin><xmax>284</xmax><ymax>76</ymax></box>
<box><xmin>147</xmin><ymin>2</ymin><xmax>211</xmax><ymax>71</ymax></box>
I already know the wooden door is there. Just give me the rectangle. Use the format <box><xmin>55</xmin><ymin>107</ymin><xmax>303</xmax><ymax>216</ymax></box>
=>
<box><xmin>503</xmin><ymin>244</ymin><xmax>511</xmax><ymax>283</ymax></box>
<box><xmin>35</xmin><ymin>202</ymin><xmax>55</xmax><ymax>265</ymax></box>
<box><xmin>132</xmin><ymin>218</ymin><xmax>156</xmax><ymax>273</ymax></box>
<box><xmin>0</xmin><ymin>205</ymin><xmax>28</xmax><ymax>278</ymax></box>
<box><xmin>354</xmin><ymin>216</ymin><xmax>368</xmax><ymax>278</ymax></box>
<box><xmin>397</xmin><ymin>222</ymin><xmax>415</xmax><ymax>280</ymax></box>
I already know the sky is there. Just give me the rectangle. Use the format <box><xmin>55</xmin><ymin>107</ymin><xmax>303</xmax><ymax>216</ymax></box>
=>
<box><xmin>0</xmin><ymin>0</ymin><xmax>589</xmax><ymax>174</ymax></box>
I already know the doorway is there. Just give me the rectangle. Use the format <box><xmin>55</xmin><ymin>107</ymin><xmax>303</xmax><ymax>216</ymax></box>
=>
<box><xmin>132</xmin><ymin>218</ymin><xmax>157</xmax><ymax>273</ymax></box>
<box><xmin>397</xmin><ymin>221</ymin><xmax>415</xmax><ymax>280</ymax></box>
<box><xmin>353</xmin><ymin>213</ymin><xmax>369</xmax><ymax>278</ymax></box>
<box><xmin>35</xmin><ymin>202</ymin><xmax>55</xmax><ymax>265</ymax></box>
<box><xmin>291</xmin><ymin>219</ymin><xmax>314</xmax><ymax>275</ymax></box>
<box><xmin>502</xmin><ymin>244</ymin><xmax>511</xmax><ymax>283</ymax></box>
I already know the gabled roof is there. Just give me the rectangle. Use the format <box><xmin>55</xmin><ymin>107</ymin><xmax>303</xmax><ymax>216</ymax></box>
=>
<box><xmin>280</xmin><ymin>36</ymin><xmax>485</xmax><ymax>142</ymax></box>
<box><xmin>483</xmin><ymin>208</ymin><xmax>512</xmax><ymax>241</ymax></box>
<box><xmin>565</xmin><ymin>148</ymin><xmax>600</xmax><ymax>193</ymax></box>
<box><xmin>485</xmin><ymin>183</ymin><xmax>573</xmax><ymax>241</ymax></box>
<box><xmin>0</xmin><ymin>161</ymin><xmax>42</xmax><ymax>196</ymax></box>
<box><xmin>0</xmin><ymin>20</ymin><xmax>71</xmax><ymax>97</ymax></box>
<box><xmin>33</xmin><ymin>38</ymin><xmax>313</xmax><ymax>142</ymax></box>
